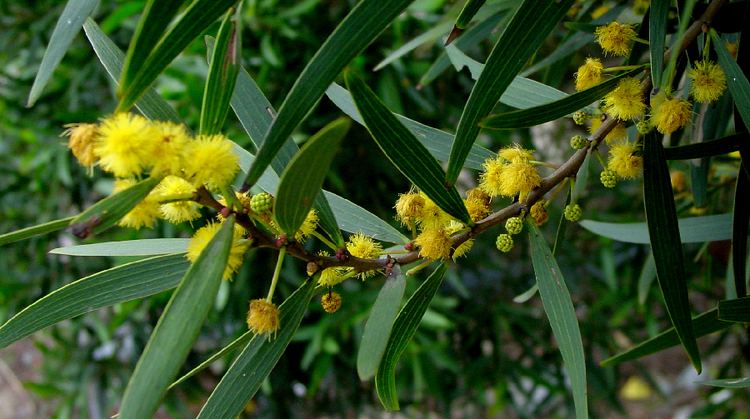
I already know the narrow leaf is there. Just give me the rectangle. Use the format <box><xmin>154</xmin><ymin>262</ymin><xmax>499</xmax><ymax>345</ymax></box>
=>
<box><xmin>663</xmin><ymin>133</ymin><xmax>745</xmax><ymax>160</ymax></box>
<box><xmin>28</xmin><ymin>0</ymin><xmax>99</xmax><ymax>106</ymax></box>
<box><xmin>170</xmin><ymin>330</ymin><xmax>253</xmax><ymax>389</ymax></box>
<box><xmin>375</xmin><ymin>264</ymin><xmax>447</xmax><ymax>411</ymax></box>
<box><xmin>275</xmin><ymin>118</ymin><xmax>350</xmax><ymax>236</ymax></box>
<box><xmin>117</xmin><ymin>0</ymin><xmax>237</xmax><ymax>112</ymax></box>
<box><xmin>718</xmin><ymin>296</ymin><xmax>750</xmax><ymax>323</ymax></box>
<box><xmin>374</xmin><ymin>21</ymin><xmax>453</xmax><ymax>71</ymax></box>
<box><xmin>455</xmin><ymin>0</ymin><xmax>486</xmax><ymax>29</ymax></box>
<box><xmin>528</xmin><ymin>223</ymin><xmax>587</xmax><ymax>419</ymax></box>
<box><xmin>445</xmin><ymin>0</ymin><xmax>575</xmax><ymax>185</ymax></box>
<box><xmin>711</xmin><ymin>29</ymin><xmax>750</xmax><ymax>129</ymax></box>
<box><xmin>732</xmin><ymin>164</ymin><xmax>749</xmax><ymax>297</ymax></box>
<box><xmin>345</xmin><ymin>72</ymin><xmax>471</xmax><ymax>224</ymax></box>
<box><xmin>601</xmin><ymin>309</ymin><xmax>730</xmax><ymax>367</ymax></box>
<box><xmin>323</xmin><ymin>191</ymin><xmax>408</xmax><ymax>244</ymax></box>
<box><xmin>357</xmin><ymin>265</ymin><xmax>407</xmax><ymax>381</ymax></box>
<box><xmin>697</xmin><ymin>377</ymin><xmax>750</xmax><ymax>388</ymax></box>
<box><xmin>642</xmin><ymin>133</ymin><xmax>701</xmax><ymax>372</ymax></box>
<box><xmin>70</xmin><ymin>177</ymin><xmax>160</xmax><ymax>239</ymax></box>
<box><xmin>0</xmin><ymin>254</ymin><xmax>188</xmax><ymax>349</ymax></box>
<box><xmin>200</xmin><ymin>10</ymin><xmax>240</xmax><ymax>135</ymax></box>
<box><xmin>637</xmin><ymin>251</ymin><xmax>657</xmax><ymax>306</ymax></box>
<box><xmin>649</xmin><ymin>0</ymin><xmax>668</xmax><ymax>89</ymax></box>
<box><xmin>243</xmin><ymin>0</ymin><xmax>415</xmax><ymax>188</ymax></box>
<box><xmin>197</xmin><ymin>279</ymin><xmax>316</xmax><ymax>419</ymax></box>
<box><xmin>49</xmin><ymin>239</ymin><xmax>190</xmax><ymax>256</ymax></box>
<box><xmin>0</xmin><ymin>217</ymin><xmax>73</xmax><ymax>247</ymax></box>
<box><xmin>118</xmin><ymin>217</ymin><xmax>234</xmax><ymax>419</ymax></box>
<box><xmin>579</xmin><ymin>213</ymin><xmax>733</xmax><ymax>244</ymax></box>
<box><xmin>481</xmin><ymin>68</ymin><xmax>641</xmax><ymax>129</ymax></box>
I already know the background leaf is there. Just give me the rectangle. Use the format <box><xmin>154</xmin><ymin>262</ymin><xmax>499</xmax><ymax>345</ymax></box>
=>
<box><xmin>663</xmin><ymin>133</ymin><xmax>745</xmax><ymax>160</ymax></box>
<box><xmin>200</xmin><ymin>9</ymin><xmax>240</xmax><ymax>135</ymax></box>
<box><xmin>712</xmin><ymin>29</ymin><xmax>750</xmax><ymax>130</ymax></box>
<box><xmin>0</xmin><ymin>254</ymin><xmax>189</xmax><ymax>349</ymax></box>
<box><xmin>718</xmin><ymin>296</ymin><xmax>750</xmax><ymax>323</ymax></box>
<box><xmin>455</xmin><ymin>0</ymin><xmax>486</xmax><ymax>30</ymax></box>
<box><xmin>0</xmin><ymin>217</ymin><xmax>73</xmax><ymax>247</ymax></box>
<box><xmin>696</xmin><ymin>377</ymin><xmax>750</xmax><ymax>388</ymax></box>
<box><xmin>649</xmin><ymin>0</ymin><xmax>668</xmax><ymax>89</ymax></box>
<box><xmin>49</xmin><ymin>239</ymin><xmax>190</xmax><ymax>256</ymax></box>
<box><xmin>170</xmin><ymin>330</ymin><xmax>253</xmax><ymax>389</ymax></box>
<box><xmin>118</xmin><ymin>217</ymin><xmax>234</xmax><ymax>419</ymax></box>
<box><xmin>528</xmin><ymin>223</ymin><xmax>587</xmax><ymax>419</ymax></box>
<box><xmin>579</xmin><ymin>213</ymin><xmax>733</xmax><ymax>244</ymax></box>
<box><xmin>357</xmin><ymin>265</ymin><xmax>407</xmax><ymax>381</ymax></box>
<box><xmin>323</xmin><ymin>191</ymin><xmax>408</xmax><ymax>244</ymax></box>
<box><xmin>732</xmin><ymin>164</ymin><xmax>749</xmax><ymax>297</ymax></box>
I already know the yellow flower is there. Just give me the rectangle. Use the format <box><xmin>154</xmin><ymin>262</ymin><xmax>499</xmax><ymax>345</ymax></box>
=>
<box><xmin>246</xmin><ymin>299</ymin><xmax>280</xmax><ymax>335</ymax></box>
<box><xmin>187</xmin><ymin>221</ymin><xmax>250</xmax><ymax>280</ymax></box>
<box><xmin>595</xmin><ymin>21</ymin><xmax>636</xmax><ymax>56</ymax></box>
<box><xmin>479</xmin><ymin>157</ymin><xmax>505</xmax><ymax>198</ymax></box>
<box><xmin>479</xmin><ymin>147</ymin><xmax>541</xmax><ymax>201</ymax></box>
<box><xmin>394</xmin><ymin>191</ymin><xmax>425</xmax><ymax>226</ymax></box>
<box><xmin>295</xmin><ymin>209</ymin><xmax>319</xmax><ymax>242</ymax></box>
<box><xmin>602</xmin><ymin>78</ymin><xmax>645</xmax><ymax>120</ymax></box>
<box><xmin>417</xmin><ymin>192</ymin><xmax>452</xmax><ymax>229</ymax></box>
<box><xmin>318</xmin><ymin>266</ymin><xmax>349</xmax><ymax>287</ymax></box>
<box><xmin>530</xmin><ymin>200</ymin><xmax>549</xmax><ymax>225</ymax></box>
<box><xmin>589</xmin><ymin>118</ymin><xmax>628</xmax><ymax>143</ymax></box>
<box><xmin>498</xmin><ymin>144</ymin><xmax>534</xmax><ymax>163</ymax></box>
<box><xmin>183</xmin><ymin>134</ymin><xmax>239</xmax><ymax>191</ymax></box>
<box><xmin>499</xmin><ymin>161</ymin><xmax>542</xmax><ymax>201</ymax></box>
<box><xmin>346</xmin><ymin>233</ymin><xmax>382</xmax><ymax>279</ymax></box>
<box><xmin>321</xmin><ymin>292</ymin><xmax>342</xmax><ymax>313</ymax></box>
<box><xmin>464</xmin><ymin>188</ymin><xmax>491</xmax><ymax>222</ymax></box>
<box><xmin>651</xmin><ymin>96</ymin><xmax>692</xmax><ymax>135</ymax></box>
<box><xmin>95</xmin><ymin>113</ymin><xmax>157</xmax><ymax>177</ymax></box>
<box><xmin>414</xmin><ymin>227</ymin><xmax>451</xmax><ymax>261</ymax></box>
<box><xmin>63</xmin><ymin>123</ymin><xmax>98</xmax><ymax>168</ymax></box>
<box><xmin>689</xmin><ymin>60</ymin><xmax>727</xmax><ymax>103</ymax></box>
<box><xmin>153</xmin><ymin>176</ymin><xmax>200</xmax><ymax>224</ymax></box>
<box><xmin>671</xmin><ymin>170</ymin><xmax>688</xmax><ymax>192</ymax></box>
<box><xmin>113</xmin><ymin>179</ymin><xmax>160</xmax><ymax>230</ymax></box>
<box><xmin>445</xmin><ymin>220</ymin><xmax>473</xmax><ymax>260</ymax></box>
<box><xmin>149</xmin><ymin>122</ymin><xmax>190</xmax><ymax>177</ymax></box>
<box><xmin>575</xmin><ymin>58</ymin><xmax>604</xmax><ymax>91</ymax></box>
<box><xmin>607</xmin><ymin>141</ymin><xmax>642</xmax><ymax>179</ymax></box>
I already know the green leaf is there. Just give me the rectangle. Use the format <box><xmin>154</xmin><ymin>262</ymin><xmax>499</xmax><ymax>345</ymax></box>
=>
<box><xmin>274</xmin><ymin>118</ymin><xmax>350</xmax><ymax>236</ymax></box>
<box><xmin>732</xmin><ymin>166</ymin><xmax>749</xmax><ymax>297</ymax></box>
<box><xmin>718</xmin><ymin>296</ymin><xmax>750</xmax><ymax>323</ymax></box>
<box><xmin>642</xmin><ymin>133</ymin><xmax>701</xmax><ymax>372</ymax></box>
<box><xmin>0</xmin><ymin>217</ymin><xmax>73</xmax><ymax>247</ymax></box>
<box><xmin>119</xmin><ymin>217</ymin><xmax>234</xmax><ymax>419</ymax></box>
<box><xmin>117</xmin><ymin>0</ymin><xmax>237</xmax><ymax>112</ymax></box>
<box><xmin>571</xmin><ymin>151</ymin><xmax>591</xmax><ymax>203</ymax></box>
<box><xmin>200</xmin><ymin>10</ymin><xmax>240</xmax><ymax>135</ymax></box>
<box><xmin>528</xmin><ymin>223</ymin><xmax>587</xmax><ymax>419</ymax></box>
<box><xmin>579</xmin><ymin>213</ymin><xmax>733</xmax><ymax>244</ymax></box>
<box><xmin>649</xmin><ymin>0</ymin><xmax>668</xmax><ymax>89</ymax></box>
<box><xmin>357</xmin><ymin>265</ymin><xmax>407</xmax><ymax>381</ymax></box>
<box><xmin>345</xmin><ymin>72</ymin><xmax>471</xmax><ymax>224</ymax></box>
<box><xmin>601</xmin><ymin>309</ymin><xmax>730</xmax><ymax>367</ymax></box>
<box><xmin>0</xmin><ymin>254</ymin><xmax>189</xmax><ymax>349</ymax></box>
<box><xmin>455</xmin><ymin>0</ymin><xmax>486</xmax><ymax>29</ymax></box>
<box><xmin>663</xmin><ymin>133</ymin><xmax>745</xmax><ymax>160</ymax></box>
<box><xmin>445</xmin><ymin>0</ymin><xmax>575</xmax><ymax>186</ymax></box>
<box><xmin>325</xmin><ymin>83</ymin><xmax>493</xmax><ymax>170</ymax></box>
<box><xmin>243</xmin><ymin>0</ymin><xmax>415</xmax><ymax>188</ymax></box>
<box><xmin>697</xmin><ymin>377</ymin><xmax>750</xmax><ymax>388</ymax></box>
<box><xmin>323</xmin><ymin>191</ymin><xmax>408</xmax><ymax>244</ymax></box>
<box><xmin>196</xmin><ymin>279</ymin><xmax>316</xmax><ymax>418</ymax></box>
<box><xmin>375</xmin><ymin>264</ymin><xmax>447</xmax><ymax>411</ymax></box>
<box><xmin>374</xmin><ymin>21</ymin><xmax>453</xmax><ymax>71</ymax></box>
<box><xmin>82</xmin><ymin>19</ymin><xmax>182</xmax><ymax>123</ymax></box>
<box><xmin>637</xmin><ymin>251</ymin><xmax>657</xmax><ymax>306</ymax></box>
<box><xmin>49</xmin><ymin>239</ymin><xmax>190</xmax><ymax>256</ymax></box>
<box><xmin>712</xmin><ymin>29</ymin><xmax>750</xmax><ymax>130</ymax></box>
<box><xmin>481</xmin><ymin>68</ymin><xmax>641</xmax><ymax>129</ymax></box>
<box><xmin>70</xmin><ymin>177</ymin><xmax>160</xmax><ymax>239</ymax></box>
<box><xmin>28</xmin><ymin>0</ymin><xmax>99</xmax><ymax>106</ymax></box>
<box><xmin>119</xmin><ymin>0</ymin><xmax>186</xmax><ymax>95</ymax></box>
<box><xmin>170</xmin><ymin>330</ymin><xmax>253</xmax><ymax>389</ymax></box>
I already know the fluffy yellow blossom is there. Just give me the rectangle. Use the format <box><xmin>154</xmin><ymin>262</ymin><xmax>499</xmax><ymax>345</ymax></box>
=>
<box><xmin>479</xmin><ymin>157</ymin><xmax>505</xmax><ymax>198</ymax></box>
<box><xmin>602</xmin><ymin>78</ymin><xmax>646</xmax><ymax>120</ymax></box>
<box><xmin>464</xmin><ymin>188</ymin><xmax>491</xmax><ymax>222</ymax></box>
<box><xmin>651</xmin><ymin>97</ymin><xmax>692</xmax><ymax>135</ymax></box>
<box><xmin>246</xmin><ymin>299</ymin><xmax>280</xmax><ymax>335</ymax></box>
<box><xmin>607</xmin><ymin>142</ymin><xmax>642</xmax><ymax>179</ymax></box>
<box><xmin>318</xmin><ymin>267</ymin><xmax>349</xmax><ymax>287</ymax></box>
<box><xmin>63</xmin><ymin>123</ymin><xmax>98</xmax><ymax>168</ymax></box>
<box><xmin>295</xmin><ymin>209</ymin><xmax>319</xmax><ymax>242</ymax></box>
<box><xmin>346</xmin><ymin>233</ymin><xmax>382</xmax><ymax>279</ymax></box>
<box><xmin>321</xmin><ymin>292</ymin><xmax>342</xmax><ymax>313</ymax></box>
<box><xmin>149</xmin><ymin>122</ymin><xmax>190</xmax><ymax>177</ymax></box>
<box><xmin>96</xmin><ymin>113</ymin><xmax>158</xmax><ymax>177</ymax></box>
<box><xmin>480</xmin><ymin>147</ymin><xmax>541</xmax><ymax>201</ymax></box>
<box><xmin>589</xmin><ymin>118</ymin><xmax>628</xmax><ymax>143</ymax></box>
<box><xmin>595</xmin><ymin>21</ymin><xmax>636</xmax><ymax>56</ymax></box>
<box><xmin>530</xmin><ymin>200</ymin><xmax>549</xmax><ymax>225</ymax></box>
<box><xmin>689</xmin><ymin>60</ymin><xmax>727</xmax><ymax>103</ymax></box>
<box><xmin>394</xmin><ymin>191</ymin><xmax>425</xmax><ymax>226</ymax></box>
<box><xmin>187</xmin><ymin>221</ymin><xmax>250</xmax><ymax>280</ymax></box>
<box><xmin>500</xmin><ymin>161</ymin><xmax>542</xmax><ymax>200</ymax></box>
<box><xmin>575</xmin><ymin>58</ymin><xmax>604</xmax><ymax>91</ymax></box>
<box><xmin>153</xmin><ymin>176</ymin><xmax>200</xmax><ymax>223</ymax></box>
<box><xmin>498</xmin><ymin>144</ymin><xmax>534</xmax><ymax>163</ymax></box>
<box><xmin>113</xmin><ymin>179</ymin><xmax>160</xmax><ymax>229</ymax></box>
<box><xmin>417</xmin><ymin>193</ymin><xmax>452</xmax><ymax>228</ymax></box>
<box><xmin>445</xmin><ymin>220</ymin><xmax>473</xmax><ymax>259</ymax></box>
<box><xmin>183</xmin><ymin>134</ymin><xmax>239</xmax><ymax>191</ymax></box>
<box><xmin>414</xmin><ymin>227</ymin><xmax>451</xmax><ymax>261</ymax></box>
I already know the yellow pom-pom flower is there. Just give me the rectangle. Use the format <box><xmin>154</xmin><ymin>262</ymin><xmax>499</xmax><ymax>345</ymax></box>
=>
<box><xmin>63</xmin><ymin>123</ymin><xmax>99</xmax><ymax>168</ymax></box>
<box><xmin>464</xmin><ymin>188</ymin><xmax>491</xmax><ymax>222</ymax></box>
<box><xmin>595</xmin><ymin>21</ymin><xmax>636</xmax><ymax>56</ymax></box>
<box><xmin>530</xmin><ymin>200</ymin><xmax>549</xmax><ymax>225</ymax></box>
<box><xmin>479</xmin><ymin>145</ymin><xmax>540</xmax><ymax>201</ymax></box>
<box><xmin>651</xmin><ymin>96</ymin><xmax>692</xmax><ymax>135</ymax></box>
<box><xmin>417</xmin><ymin>193</ymin><xmax>452</xmax><ymax>229</ymax></box>
<box><xmin>607</xmin><ymin>141</ymin><xmax>642</xmax><ymax>179</ymax></box>
<box><xmin>183</xmin><ymin>134</ymin><xmax>239</xmax><ymax>191</ymax></box>
<box><xmin>153</xmin><ymin>176</ymin><xmax>200</xmax><ymax>223</ymax></box>
<box><xmin>295</xmin><ymin>209</ymin><xmax>319</xmax><ymax>242</ymax></box>
<box><xmin>479</xmin><ymin>157</ymin><xmax>505</xmax><ymax>198</ymax></box>
<box><xmin>499</xmin><ymin>161</ymin><xmax>542</xmax><ymax>201</ymax></box>
<box><xmin>394</xmin><ymin>191</ymin><xmax>425</xmax><ymax>226</ymax></box>
<box><xmin>575</xmin><ymin>58</ymin><xmax>604</xmax><ymax>91</ymax></box>
<box><xmin>689</xmin><ymin>60</ymin><xmax>727</xmax><ymax>103</ymax></box>
<box><xmin>602</xmin><ymin>78</ymin><xmax>645</xmax><ymax>120</ymax></box>
<box><xmin>445</xmin><ymin>220</ymin><xmax>473</xmax><ymax>260</ymax></box>
<box><xmin>414</xmin><ymin>227</ymin><xmax>451</xmax><ymax>261</ymax></box>
<box><xmin>246</xmin><ymin>299</ymin><xmax>280</xmax><ymax>335</ymax></box>
<box><xmin>589</xmin><ymin>118</ymin><xmax>628</xmax><ymax>143</ymax></box>
<box><xmin>346</xmin><ymin>233</ymin><xmax>382</xmax><ymax>279</ymax></box>
<box><xmin>149</xmin><ymin>122</ymin><xmax>190</xmax><ymax>177</ymax></box>
<box><xmin>113</xmin><ymin>179</ymin><xmax>160</xmax><ymax>230</ymax></box>
<box><xmin>321</xmin><ymin>292</ymin><xmax>342</xmax><ymax>313</ymax></box>
<box><xmin>187</xmin><ymin>221</ymin><xmax>250</xmax><ymax>280</ymax></box>
<box><xmin>318</xmin><ymin>267</ymin><xmax>349</xmax><ymax>287</ymax></box>
<box><xmin>498</xmin><ymin>144</ymin><xmax>534</xmax><ymax>163</ymax></box>
<box><xmin>95</xmin><ymin>113</ymin><xmax>157</xmax><ymax>177</ymax></box>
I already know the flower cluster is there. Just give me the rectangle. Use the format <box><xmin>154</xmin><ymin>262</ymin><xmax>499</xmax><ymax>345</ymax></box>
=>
<box><xmin>479</xmin><ymin>145</ymin><xmax>542</xmax><ymax>203</ymax></box>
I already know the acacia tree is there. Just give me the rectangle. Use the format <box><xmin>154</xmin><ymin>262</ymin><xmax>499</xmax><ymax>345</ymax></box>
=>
<box><xmin>2</xmin><ymin>0</ymin><xmax>749</xmax><ymax>417</ymax></box>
